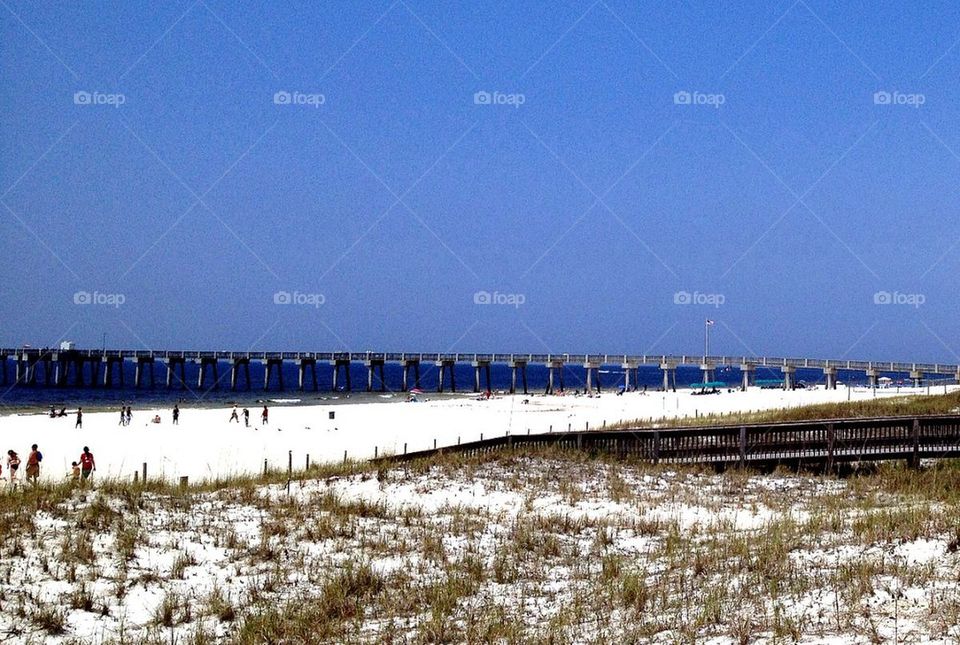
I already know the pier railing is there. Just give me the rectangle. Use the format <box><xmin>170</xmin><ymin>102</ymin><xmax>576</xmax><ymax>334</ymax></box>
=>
<box><xmin>380</xmin><ymin>415</ymin><xmax>960</xmax><ymax>470</ymax></box>
<box><xmin>3</xmin><ymin>349</ymin><xmax>958</xmax><ymax>374</ymax></box>
<box><xmin>4</xmin><ymin>348</ymin><xmax>958</xmax><ymax>391</ymax></box>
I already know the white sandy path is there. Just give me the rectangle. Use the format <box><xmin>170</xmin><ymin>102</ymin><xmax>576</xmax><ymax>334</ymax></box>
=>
<box><xmin>0</xmin><ymin>385</ymin><xmax>953</xmax><ymax>483</ymax></box>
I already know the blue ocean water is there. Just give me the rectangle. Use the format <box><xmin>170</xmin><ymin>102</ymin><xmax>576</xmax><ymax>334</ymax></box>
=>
<box><xmin>0</xmin><ymin>358</ymin><xmax>927</xmax><ymax>410</ymax></box>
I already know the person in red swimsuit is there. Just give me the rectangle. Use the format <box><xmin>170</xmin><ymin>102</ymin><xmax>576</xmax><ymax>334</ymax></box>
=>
<box><xmin>79</xmin><ymin>446</ymin><xmax>96</xmax><ymax>481</ymax></box>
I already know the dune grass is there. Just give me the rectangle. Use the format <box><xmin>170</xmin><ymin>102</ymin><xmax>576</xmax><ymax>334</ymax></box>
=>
<box><xmin>1</xmin><ymin>441</ymin><xmax>960</xmax><ymax>641</ymax></box>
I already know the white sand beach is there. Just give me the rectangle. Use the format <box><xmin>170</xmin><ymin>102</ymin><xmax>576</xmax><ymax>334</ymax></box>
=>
<box><xmin>1</xmin><ymin>385</ymin><xmax>954</xmax><ymax>483</ymax></box>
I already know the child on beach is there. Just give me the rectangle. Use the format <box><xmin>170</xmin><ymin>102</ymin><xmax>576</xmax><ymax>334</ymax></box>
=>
<box><xmin>243</xmin><ymin>408</ymin><xmax>250</xmax><ymax>427</ymax></box>
<box><xmin>71</xmin><ymin>462</ymin><xmax>81</xmax><ymax>482</ymax></box>
<box><xmin>261</xmin><ymin>406</ymin><xmax>269</xmax><ymax>425</ymax></box>
<box><xmin>172</xmin><ymin>405</ymin><xmax>179</xmax><ymax>425</ymax></box>
<box><xmin>229</xmin><ymin>405</ymin><xmax>239</xmax><ymax>423</ymax></box>
<box><xmin>75</xmin><ymin>407</ymin><xmax>83</xmax><ymax>429</ymax></box>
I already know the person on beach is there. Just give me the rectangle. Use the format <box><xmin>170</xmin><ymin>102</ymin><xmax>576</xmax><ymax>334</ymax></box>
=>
<box><xmin>75</xmin><ymin>407</ymin><xmax>83</xmax><ymax>429</ymax></box>
<box><xmin>229</xmin><ymin>405</ymin><xmax>239</xmax><ymax>423</ymax></box>
<box><xmin>172</xmin><ymin>404</ymin><xmax>179</xmax><ymax>425</ymax></box>
<box><xmin>118</xmin><ymin>406</ymin><xmax>125</xmax><ymax>426</ymax></box>
<box><xmin>70</xmin><ymin>462</ymin><xmax>81</xmax><ymax>482</ymax></box>
<box><xmin>125</xmin><ymin>406</ymin><xmax>132</xmax><ymax>426</ymax></box>
<box><xmin>7</xmin><ymin>450</ymin><xmax>20</xmax><ymax>485</ymax></box>
<box><xmin>261</xmin><ymin>406</ymin><xmax>269</xmax><ymax>425</ymax></box>
<box><xmin>79</xmin><ymin>447</ymin><xmax>96</xmax><ymax>482</ymax></box>
<box><xmin>25</xmin><ymin>444</ymin><xmax>41</xmax><ymax>484</ymax></box>
<box><xmin>49</xmin><ymin>405</ymin><xmax>56</xmax><ymax>418</ymax></box>
<box><xmin>242</xmin><ymin>408</ymin><xmax>250</xmax><ymax>427</ymax></box>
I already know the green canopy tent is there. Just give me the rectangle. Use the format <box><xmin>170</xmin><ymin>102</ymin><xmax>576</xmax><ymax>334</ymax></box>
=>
<box><xmin>690</xmin><ymin>381</ymin><xmax>727</xmax><ymax>390</ymax></box>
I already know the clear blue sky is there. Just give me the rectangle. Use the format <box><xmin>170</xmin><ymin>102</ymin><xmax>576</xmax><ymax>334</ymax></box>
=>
<box><xmin>2</xmin><ymin>1</ymin><xmax>959</xmax><ymax>361</ymax></box>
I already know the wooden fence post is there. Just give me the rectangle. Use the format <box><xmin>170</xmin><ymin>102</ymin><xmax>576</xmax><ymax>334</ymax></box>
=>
<box><xmin>826</xmin><ymin>423</ymin><xmax>835</xmax><ymax>473</ymax></box>
<box><xmin>739</xmin><ymin>426</ymin><xmax>747</xmax><ymax>467</ymax></box>
<box><xmin>142</xmin><ymin>462</ymin><xmax>147</xmax><ymax>483</ymax></box>
<box><xmin>910</xmin><ymin>418</ymin><xmax>920</xmax><ymax>469</ymax></box>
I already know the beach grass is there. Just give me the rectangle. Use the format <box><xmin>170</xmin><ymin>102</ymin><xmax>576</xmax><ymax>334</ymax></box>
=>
<box><xmin>2</xmin><ymin>409</ymin><xmax>960</xmax><ymax>642</ymax></box>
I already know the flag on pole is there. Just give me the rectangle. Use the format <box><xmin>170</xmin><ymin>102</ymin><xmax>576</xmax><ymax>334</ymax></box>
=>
<box><xmin>705</xmin><ymin>319</ymin><xmax>715</xmax><ymax>325</ymax></box>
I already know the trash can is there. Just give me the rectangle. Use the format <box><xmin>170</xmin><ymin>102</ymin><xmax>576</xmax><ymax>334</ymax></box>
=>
<box><xmin>328</xmin><ymin>411</ymin><xmax>335</xmax><ymax>420</ymax></box>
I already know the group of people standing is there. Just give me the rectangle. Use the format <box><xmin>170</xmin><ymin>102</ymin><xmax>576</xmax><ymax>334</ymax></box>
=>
<box><xmin>52</xmin><ymin>402</ymin><xmax>274</xmax><ymax>430</ymax></box>
<box><xmin>3</xmin><ymin>444</ymin><xmax>97</xmax><ymax>487</ymax></box>
<box><xmin>230</xmin><ymin>405</ymin><xmax>268</xmax><ymax>427</ymax></box>
<box><xmin>2</xmin><ymin>445</ymin><xmax>96</xmax><ymax>487</ymax></box>
<box><xmin>4</xmin><ymin>445</ymin><xmax>42</xmax><ymax>486</ymax></box>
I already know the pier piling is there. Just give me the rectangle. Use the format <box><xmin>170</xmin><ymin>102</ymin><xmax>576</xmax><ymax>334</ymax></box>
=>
<box><xmin>262</xmin><ymin>358</ymin><xmax>284</xmax><ymax>390</ymax></box>
<box><xmin>297</xmin><ymin>358</ymin><xmax>318</xmax><ymax>391</ymax></box>
<box><xmin>331</xmin><ymin>358</ymin><xmax>351</xmax><ymax>392</ymax></box>
<box><xmin>509</xmin><ymin>359</ymin><xmax>528</xmax><ymax>394</ymax></box>
<box><xmin>436</xmin><ymin>359</ymin><xmax>456</xmax><ymax>393</ymax></box>
<box><xmin>401</xmin><ymin>358</ymin><xmax>420</xmax><ymax>391</ymax></box>
<box><xmin>229</xmin><ymin>358</ymin><xmax>252</xmax><ymax>390</ymax></box>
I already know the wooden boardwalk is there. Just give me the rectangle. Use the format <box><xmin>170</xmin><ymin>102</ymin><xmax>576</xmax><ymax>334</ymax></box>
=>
<box><xmin>382</xmin><ymin>415</ymin><xmax>960</xmax><ymax>471</ymax></box>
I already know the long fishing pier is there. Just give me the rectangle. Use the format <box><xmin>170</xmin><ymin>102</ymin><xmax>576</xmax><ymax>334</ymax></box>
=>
<box><xmin>382</xmin><ymin>414</ymin><xmax>960</xmax><ymax>471</ymax></box>
<box><xmin>3</xmin><ymin>349</ymin><xmax>959</xmax><ymax>393</ymax></box>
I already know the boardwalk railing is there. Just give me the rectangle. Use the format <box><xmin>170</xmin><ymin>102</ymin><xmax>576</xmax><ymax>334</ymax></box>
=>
<box><xmin>381</xmin><ymin>415</ymin><xmax>960</xmax><ymax>470</ymax></box>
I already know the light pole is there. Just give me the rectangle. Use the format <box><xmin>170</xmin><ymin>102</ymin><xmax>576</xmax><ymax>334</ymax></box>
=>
<box><xmin>704</xmin><ymin>319</ymin><xmax>714</xmax><ymax>358</ymax></box>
